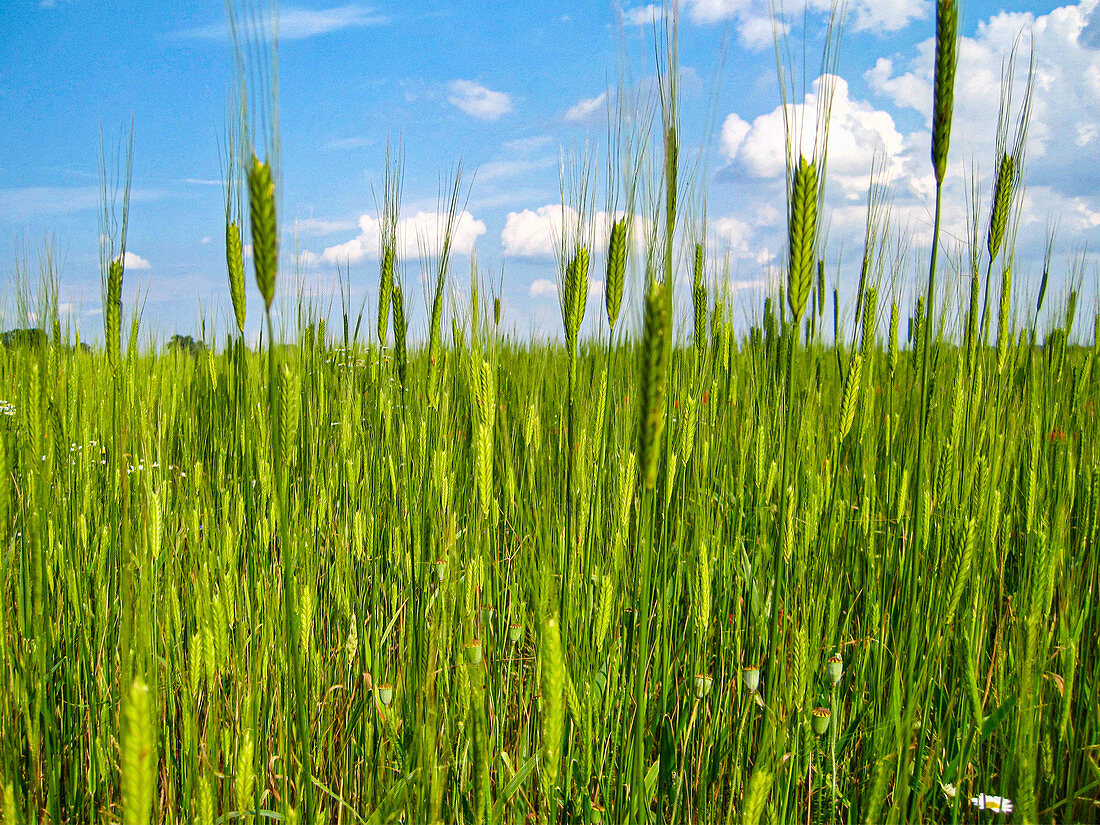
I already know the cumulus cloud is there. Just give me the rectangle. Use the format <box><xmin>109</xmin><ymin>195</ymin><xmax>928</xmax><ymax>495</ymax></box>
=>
<box><xmin>502</xmin><ymin>206</ymin><xmax>566</xmax><ymax>258</ymax></box>
<box><xmin>319</xmin><ymin>211</ymin><xmax>486</xmax><ymax>264</ymax></box>
<box><xmin>529</xmin><ymin>279</ymin><xmax>558</xmax><ymax>298</ymax></box>
<box><xmin>712</xmin><ymin>216</ymin><xmax>753</xmax><ymax>252</ymax></box>
<box><xmin>720</xmin><ymin>113</ymin><xmax>751</xmax><ymax>158</ymax></box>
<box><xmin>501</xmin><ymin>205</ymin><xmax>647</xmax><ymax>258</ymax></box>
<box><xmin>564</xmin><ymin>91</ymin><xmax>608</xmax><ymax>122</ymax></box>
<box><xmin>723</xmin><ymin>75</ymin><xmax>906</xmax><ymax>196</ymax></box>
<box><xmin>866</xmin><ymin>1</ymin><xmax>1100</xmax><ymax>198</ymax></box>
<box><xmin>447</xmin><ymin>80</ymin><xmax>514</xmax><ymax>121</ymax></box>
<box><xmin>122</xmin><ymin>251</ymin><xmax>151</xmax><ymax>270</ymax></box>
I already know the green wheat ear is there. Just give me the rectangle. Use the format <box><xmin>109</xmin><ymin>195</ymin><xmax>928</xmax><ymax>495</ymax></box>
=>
<box><xmin>692</xmin><ymin>242</ymin><xmax>708</xmax><ymax>362</ymax></box>
<box><xmin>122</xmin><ymin>678</ymin><xmax>154</xmax><ymax>825</ymax></box>
<box><xmin>2</xmin><ymin>781</ymin><xmax>17</xmax><ymax>825</ymax></box>
<box><xmin>226</xmin><ymin>221</ymin><xmax>246</xmax><ymax>334</ymax></box>
<box><xmin>932</xmin><ymin>0</ymin><xmax>959</xmax><ymax>184</ymax></box>
<box><xmin>742</xmin><ymin>767</ymin><xmax>773</xmax><ymax>825</ymax></box>
<box><xmin>378</xmin><ymin>245</ymin><xmax>394</xmax><ymax>347</ymax></box>
<box><xmin>987</xmin><ymin>151</ymin><xmax>1015</xmax><ymax>262</ymax></box>
<box><xmin>105</xmin><ymin>257</ymin><xmax>124</xmax><ymax>370</ymax></box>
<box><xmin>564</xmin><ymin>245</ymin><xmax>590</xmax><ymax>351</ymax></box>
<box><xmin>839</xmin><ymin>353</ymin><xmax>863</xmax><ymax>442</ymax></box>
<box><xmin>248</xmin><ymin>154</ymin><xmax>277</xmax><ymax>309</ymax></box>
<box><xmin>539</xmin><ymin>612</ymin><xmax>565</xmax><ymax>821</ymax></box>
<box><xmin>391</xmin><ymin>280</ymin><xmax>408</xmax><ymax>387</ymax></box>
<box><xmin>639</xmin><ymin>277</ymin><xmax>671</xmax><ymax>491</ymax></box>
<box><xmin>787</xmin><ymin>155</ymin><xmax>817</xmax><ymax>323</ymax></box>
<box><xmin>234</xmin><ymin>731</ymin><xmax>255</xmax><ymax>821</ymax></box>
<box><xmin>605</xmin><ymin>218</ymin><xmax>627</xmax><ymax>332</ymax></box>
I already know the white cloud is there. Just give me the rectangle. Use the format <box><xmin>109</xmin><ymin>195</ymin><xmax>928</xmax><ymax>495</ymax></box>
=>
<box><xmin>564</xmin><ymin>91</ymin><xmax>608</xmax><ymax>122</ymax></box>
<box><xmin>529</xmin><ymin>279</ymin><xmax>558</xmax><ymax>298</ymax></box>
<box><xmin>713</xmin><ymin>216</ymin><xmax>753</xmax><ymax>251</ymax></box>
<box><xmin>447</xmin><ymin>80</ymin><xmax>513</xmax><ymax>121</ymax></box>
<box><xmin>476</xmin><ymin>155</ymin><xmax>557</xmax><ymax>183</ymax></box>
<box><xmin>181</xmin><ymin>4</ymin><xmax>389</xmax><ymax>41</ymax></box>
<box><xmin>319</xmin><ymin>210</ymin><xmax>486</xmax><ymax>264</ymax></box>
<box><xmin>295</xmin><ymin>250</ymin><xmax>322</xmax><ymax>268</ymax></box>
<box><xmin>623</xmin><ymin>4</ymin><xmax>666</xmax><ymax>26</ymax></box>
<box><xmin>0</xmin><ymin>186</ymin><xmax>160</xmax><ymax>220</ymax></box>
<box><xmin>294</xmin><ymin>217</ymin><xmax>358</xmax><ymax>236</ymax></box>
<box><xmin>849</xmin><ymin>0</ymin><xmax>928</xmax><ymax>33</ymax></box>
<box><xmin>720</xmin><ymin>113</ymin><xmax>751</xmax><ymax>158</ymax></box>
<box><xmin>122</xmin><ymin>251</ymin><xmax>151</xmax><ymax>270</ymax></box>
<box><xmin>323</xmin><ymin>136</ymin><xmax>370</xmax><ymax>152</ymax></box>
<box><xmin>866</xmin><ymin>2</ymin><xmax>1100</xmax><ymax>200</ymax></box>
<box><xmin>501</xmin><ymin>205</ymin><xmax>647</xmax><ymax>258</ymax></box>
<box><xmin>738</xmin><ymin>15</ymin><xmax>782</xmax><ymax>49</ymax></box>
<box><xmin>502</xmin><ymin>206</ymin><xmax>564</xmax><ymax>257</ymax></box>
<box><xmin>724</xmin><ymin>75</ymin><xmax>906</xmax><ymax>196</ymax></box>
<box><xmin>624</xmin><ymin>0</ymin><xmax>925</xmax><ymax>46</ymax></box>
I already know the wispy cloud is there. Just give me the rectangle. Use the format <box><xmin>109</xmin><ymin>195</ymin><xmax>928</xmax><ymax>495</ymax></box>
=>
<box><xmin>476</xmin><ymin>155</ymin><xmax>557</xmax><ymax>183</ymax></box>
<box><xmin>0</xmin><ymin>186</ymin><xmax>162</xmax><ymax>222</ymax></box>
<box><xmin>564</xmin><ymin>91</ymin><xmax>608</xmax><ymax>122</ymax></box>
<box><xmin>180</xmin><ymin>4</ymin><xmax>389</xmax><ymax>42</ymax></box>
<box><xmin>622</xmin><ymin>0</ymin><xmax>926</xmax><ymax>46</ymax></box>
<box><xmin>322</xmin><ymin>136</ymin><xmax>371</xmax><ymax>152</ymax></box>
<box><xmin>622</xmin><ymin>4</ymin><xmax>665</xmax><ymax>26</ymax></box>
<box><xmin>447</xmin><ymin>80</ymin><xmax>514</xmax><ymax>121</ymax></box>
<box><xmin>293</xmin><ymin>217</ymin><xmax>359</xmax><ymax>236</ymax></box>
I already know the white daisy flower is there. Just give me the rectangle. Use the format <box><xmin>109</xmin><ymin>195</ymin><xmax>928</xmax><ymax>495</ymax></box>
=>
<box><xmin>971</xmin><ymin>794</ymin><xmax>1013</xmax><ymax>814</ymax></box>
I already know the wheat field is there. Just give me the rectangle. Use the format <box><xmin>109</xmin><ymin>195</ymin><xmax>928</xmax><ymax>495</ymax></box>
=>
<box><xmin>1</xmin><ymin>1</ymin><xmax>1098</xmax><ymax>823</ymax></box>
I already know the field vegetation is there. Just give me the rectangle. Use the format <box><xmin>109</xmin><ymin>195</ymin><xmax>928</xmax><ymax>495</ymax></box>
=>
<box><xmin>1</xmin><ymin>1</ymin><xmax>1098</xmax><ymax>823</ymax></box>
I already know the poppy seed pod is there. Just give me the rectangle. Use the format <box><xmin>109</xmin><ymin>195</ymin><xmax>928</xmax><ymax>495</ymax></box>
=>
<box><xmin>465</xmin><ymin>639</ymin><xmax>483</xmax><ymax>665</ymax></box>
<box><xmin>694</xmin><ymin>673</ymin><xmax>714</xmax><ymax>699</ymax></box>
<box><xmin>378</xmin><ymin>683</ymin><xmax>393</xmax><ymax>707</ymax></box>
<box><xmin>434</xmin><ymin>559</ymin><xmax>447</xmax><ymax>583</ymax></box>
<box><xmin>508</xmin><ymin>623</ymin><xmax>524</xmax><ymax>645</ymax></box>
<box><xmin>742</xmin><ymin>666</ymin><xmax>761</xmax><ymax>694</ymax></box>
<box><xmin>811</xmin><ymin>706</ymin><xmax>831</xmax><ymax>736</ymax></box>
<box><xmin>826</xmin><ymin>654</ymin><xmax>844</xmax><ymax>685</ymax></box>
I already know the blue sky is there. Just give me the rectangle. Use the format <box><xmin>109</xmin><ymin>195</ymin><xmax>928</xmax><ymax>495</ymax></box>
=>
<box><xmin>1</xmin><ymin>0</ymin><xmax>1098</xmax><ymax>344</ymax></box>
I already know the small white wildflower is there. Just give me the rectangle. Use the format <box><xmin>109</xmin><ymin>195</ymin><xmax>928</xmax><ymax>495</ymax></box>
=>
<box><xmin>970</xmin><ymin>794</ymin><xmax>1013</xmax><ymax>815</ymax></box>
<box><xmin>940</xmin><ymin>783</ymin><xmax>957</xmax><ymax>799</ymax></box>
